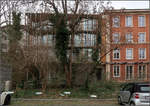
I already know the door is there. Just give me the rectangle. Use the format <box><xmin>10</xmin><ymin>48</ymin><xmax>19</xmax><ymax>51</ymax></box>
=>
<box><xmin>121</xmin><ymin>84</ymin><xmax>133</xmax><ymax>103</ymax></box>
<box><xmin>96</xmin><ymin>68</ymin><xmax>102</xmax><ymax>80</ymax></box>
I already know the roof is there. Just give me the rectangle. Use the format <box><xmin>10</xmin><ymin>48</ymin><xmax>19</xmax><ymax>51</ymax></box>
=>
<box><xmin>25</xmin><ymin>13</ymin><xmax>101</xmax><ymax>22</ymax></box>
<box><xmin>105</xmin><ymin>9</ymin><xmax>150</xmax><ymax>14</ymax></box>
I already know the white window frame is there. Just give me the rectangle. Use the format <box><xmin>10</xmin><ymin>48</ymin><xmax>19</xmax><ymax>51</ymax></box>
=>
<box><xmin>125</xmin><ymin>33</ymin><xmax>133</xmax><ymax>43</ymax></box>
<box><xmin>113</xmin><ymin>65</ymin><xmax>120</xmax><ymax>77</ymax></box>
<box><xmin>138</xmin><ymin>15</ymin><xmax>146</xmax><ymax>27</ymax></box>
<box><xmin>125</xmin><ymin>65</ymin><xmax>134</xmax><ymax>80</ymax></box>
<box><xmin>125</xmin><ymin>16</ymin><xmax>133</xmax><ymax>27</ymax></box>
<box><xmin>138</xmin><ymin>32</ymin><xmax>146</xmax><ymax>43</ymax></box>
<box><xmin>113</xmin><ymin>33</ymin><xmax>120</xmax><ymax>43</ymax></box>
<box><xmin>138</xmin><ymin>65</ymin><xmax>147</xmax><ymax>80</ymax></box>
<box><xmin>139</xmin><ymin>48</ymin><xmax>146</xmax><ymax>59</ymax></box>
<box><xmin>126</xmin><ymin>48</ymin><xmax>133</xmax><ymax>59</ymax></box>
<box><xmin>113</xmin><ymin>49</ymin><xmax>120</xmax><ymax>60</ymax></box>
<box><xmin>113</xmin><ymin>16</ymin><xmax>120</xmax><ymax>28</ymax></box>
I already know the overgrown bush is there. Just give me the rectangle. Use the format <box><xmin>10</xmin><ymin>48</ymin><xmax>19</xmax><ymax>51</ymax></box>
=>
<box><xmin>88</xmin><ymin>81</ymin><xmax>118</xmax><ymax>98</ymax></box>
<box><xmin>13</xmin><ymin>89</ymin><xmax>41</xmax><ymax>98</ymax></box>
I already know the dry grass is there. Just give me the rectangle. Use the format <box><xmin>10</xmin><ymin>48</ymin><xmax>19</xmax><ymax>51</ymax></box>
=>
<box><xmin>11</xmin><ymin>100</ymin><xmax>118</xmax><ymax>106</ymax></box>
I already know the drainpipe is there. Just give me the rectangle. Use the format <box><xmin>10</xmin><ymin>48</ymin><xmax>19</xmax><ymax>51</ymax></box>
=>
<box><xmin>149</xmin><ymin>4</ymin><xmax>150</xmax><ymax>105</ymax></box>
<box><xmin>149</xmin><ymin>1</ymin><xmax>150</xmax><ymax>82</ymax></box>
<box><xmin>0</xmin><ymin>1</ymin><xmax>1</xmax><ymax>84</ymax></box>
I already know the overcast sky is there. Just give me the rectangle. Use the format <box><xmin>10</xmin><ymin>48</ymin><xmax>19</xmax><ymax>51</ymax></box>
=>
<box><xmin>110</xmin><ymin>1</ymin><xmax>149</xmax><ymax>9</ymax></box>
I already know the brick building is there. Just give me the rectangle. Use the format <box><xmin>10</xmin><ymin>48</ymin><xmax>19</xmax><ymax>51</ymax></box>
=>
<box><xmin>106</xmin><ymin>9</ymin><xmax>150</xmax><ymax>82</ymax></box>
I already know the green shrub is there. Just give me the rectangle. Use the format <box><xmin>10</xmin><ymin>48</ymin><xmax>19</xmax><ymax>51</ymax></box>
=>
<box><xmin>13</xmin><ymin>89</ymin><xmax>25</xmax><ymax>98</ymax></box>
<box><xmin>13</xmin><ymin>89</ymin><xmax>40</xmax><ymax>98</ymax></box>
<box><xmin>88</xmin><ymin>81</ymin><xmax>117</xmax><ymax>98</ymax></box>
<box><xmin>12</xmin><ymin>81</ymin><xmax>121</xmax><ymax>99</ymax></box>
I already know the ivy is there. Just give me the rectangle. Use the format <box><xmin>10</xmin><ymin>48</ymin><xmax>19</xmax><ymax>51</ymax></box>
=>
<box><xmin>50</xmin><ymin>15</ymin><xmax>70</xmax><ymax>65</ymax></box>
<box><xmin>7</xmin><ymin>12</ymin><xmax>22</xmax><ymax>44</ymax></box>
<box><xmin>92</xmin><ymin>28</ymin><xmax>101</xmax><ymax>63</ymax></box>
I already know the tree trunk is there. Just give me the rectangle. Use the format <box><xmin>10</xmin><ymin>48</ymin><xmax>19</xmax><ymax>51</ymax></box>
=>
<box><xmin>64</xmin><ymin>64</ymin><xmax>71</xmax><ymax>88</ymax></box>
<box><xmin>68</xmin><ymin>31</ymin><xmax>75</xmax><ymax>88</ymax></box>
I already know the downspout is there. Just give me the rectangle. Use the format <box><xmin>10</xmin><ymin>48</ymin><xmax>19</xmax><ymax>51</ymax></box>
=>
<box><xmin>0</xmin><ymin>1</ymin><xmax>1</xmax><ymax>85</ymax></box>
<box><xmin>149</xmin><ymin>1</ymin><xmax>150</xmax><ymax>82</ymax></box>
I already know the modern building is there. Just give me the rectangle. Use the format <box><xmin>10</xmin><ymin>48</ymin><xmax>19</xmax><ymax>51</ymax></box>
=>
<box><xmin>0</xmin><ymin>28</ymin><xmax>12</xmax><ymax>85</ymax></box>
<box><xmin>24</xmin><ymin>13</ymin><xmax>108</xmax><ymax>81</ymax></box>
<box><xmin>106</xmin><ymin>9</ymin><xmax>150</xmax><ymax>82</ymax></box>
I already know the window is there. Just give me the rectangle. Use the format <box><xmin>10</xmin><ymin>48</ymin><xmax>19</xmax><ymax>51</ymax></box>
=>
<box><xmin>83</xmin><ymin>34</ymin><xmax>96</xmax><ymax>46</ymax></box>
<box><xmin>126</xmin><ymin>65</ymin><xmax>133</xmax><ymax>80</ymax></box>
<box><xmin>74</xmin><ymin>34</ymin><xmax>82</xmax><ymax>46</ymax></box>
<box><xmin>125</xmin><ymin>16</ymin><xmax>133</xmax><ymax>27</ymax></box>
<box><xmin>41</xmin><ymin>36</ymin><xmax>47</xmax><ymax>44</ymax></box>
<box><xmin>83</xmin><ymin>19</ymin><xmax>97</xmax><ymax>31</ymax></box>
<box><xmin>123</xmin><ymin>84</ymin><xmax>134</xmax><ymax>91</ymax></box>
<box><xmin>113</xmin><ymin>49</ymin><xmax>120</xmax><ymax>59</ymax></box>
<box><xmin>126</xmin><ymin>48</ymin><xmax>133</xmax><ymax>59</ymax></box>
<box><xmin>1</xmin><ymin>43</ymin><xmax>7</xmax><ymax>49</ymax></box>
<box><xmin>113</xmin><ymin>65</ymin><xmax>120</xmax><ymax>77</ymax></box>
<box><xmin>47</xmin><ymin>35</ymin><xmax>54</xmax><ymax>45</ymax></box>
<box><xmin>83</xmin><ymin>49</ymin><xmax>92</xmax><ymax>61</ymax></box>
<box><xmin>113</xmin><ymin>33</ymin><xmax>120</xmax><ymax>43</ymax></box>
<box><xmin>139</xmin><ymin>85</ymin><xmax>150</xmax><ymax>92</ymax></box>
<box><xmin>72</xmin><ymin>48</ymin><xmax>80</xmax><ymax>60</ymax></box>
<box><xmin>113</xmin><ymin>16</ymin><xmax>120</xmax><ymax>27</ymax></box>
<box><xmin>138</xmin><ymin>32</ymin><xmax>146</xmax><ymax>43</ymax></box>
<box><xmin>125</xmin><ymin>33</ymin><xmax>133</xmax><ymax>43</ymax></box>
<box><xmin>138</xmin><ymin>16</ymin><xmax>145</xmax><ymax>27</ymax></box>
<box><xmin>138</xmin><ymin>65</ymin><xmax>146</xmax><ymax>80</ymax></box>
<box><xmin>1</xmin><ymin>43</ymin><xmax>8</xmax><ymax>52</ymax></box>
<box><xmin>2</xmin><ymin>35</ymin><xmax>7</xmax><ymax>40</ymax></box>
<box><xmin>139</xmin><ymin>48</ymin><xmax>146</xmax><ymax>59</ymax></box>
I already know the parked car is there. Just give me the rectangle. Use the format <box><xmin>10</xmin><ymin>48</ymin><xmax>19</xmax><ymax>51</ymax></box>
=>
<box><xmin>0</xmin><ymin>84</ymin><xmax>13</xmax><ymax>106</ymax></box>
<box><xmin>118</xmin><ymin>82</ymin><xmax>150</xmax><ymax>106</ymax></box>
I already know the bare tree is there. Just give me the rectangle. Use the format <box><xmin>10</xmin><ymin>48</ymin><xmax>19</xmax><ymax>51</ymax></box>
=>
<box><xmin>0</xmin><ymin>0</ymin><xmax>118</xmax><ymax>89</ymax></box>
<box><xmin>40</xmin><ymin>0</ymin><xmax>114</xmax><ymax>87</ymax></box>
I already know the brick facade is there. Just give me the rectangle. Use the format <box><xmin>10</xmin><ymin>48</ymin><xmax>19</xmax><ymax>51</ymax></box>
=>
<box><xmin>108</xmin><ymin>9</ymin><xmax>150</xmax><ymax>82</ymax></box>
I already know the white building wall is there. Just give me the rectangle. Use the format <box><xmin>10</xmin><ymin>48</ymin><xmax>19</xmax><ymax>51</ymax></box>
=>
<box><xmin>104</xmin><ymin>15</ymin><xmax>111</xmax><ymax>80</ymax></box>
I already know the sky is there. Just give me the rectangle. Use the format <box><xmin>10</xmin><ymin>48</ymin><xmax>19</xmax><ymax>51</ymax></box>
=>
<box><xmin>0</xmin><ymin>0</ymin><xmax>149</xmax><ymax>26</ymax></box>
<box><xmin>110</xmin><ymin>1</ymin><xmax>149</xmax><ymax>9</ymax></box>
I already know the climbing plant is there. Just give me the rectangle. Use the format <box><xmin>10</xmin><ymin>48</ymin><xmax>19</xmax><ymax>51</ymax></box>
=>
<box><xmin>92</xmin><ymin>16</ymin><xmax>102</xmax><ymax>64</ymax></box>
<box><xmin>50</xmin><ymin>14</ymin><xmax>70</xmax><ymax>66</ymax></box>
